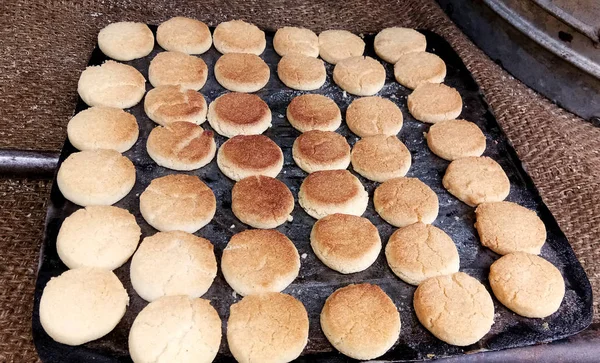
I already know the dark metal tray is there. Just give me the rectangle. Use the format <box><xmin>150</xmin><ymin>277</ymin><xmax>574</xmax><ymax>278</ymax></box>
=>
<box><xmin>32</xmin><ymin>25</ymin><xmax>593</xmax><ymax>362</ymax></box>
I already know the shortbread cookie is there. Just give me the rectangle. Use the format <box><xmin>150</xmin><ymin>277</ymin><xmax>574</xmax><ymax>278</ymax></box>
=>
<box><xmin>98</xmin><ymin>22</ymin><xmax>154</xmax><ymax>61</ymax></box>
<box><xmin>156</xmin><ymin>17</ymin><xmax>212</xmax><ymax>54</ymax></box>
<box><xmin>351</xmin><ymin>135</ymin><xmax>411</xmax><ymax>182</ymax></box>
<box><xmin>394</xmin><ymin>51</ymin><xmax>446</xmax><ymax>89</ymax></box>
<box><xmin>374</xmin><ymin>27</ymin><xmax>427</xmax><ymax>63</ymax></box>
<box><xmin>214</xmin><ymin>53</ymin><xmax>270</xmax><ymax>92</ymax></box>
<box><xmin>148</xmin><ymin>51</ymin><xmax>208</xmax><ymax>90</ymax></box>
<box><xmin>274</xmin><ymin>26</ymin><xmax>319</xmax><ymax>57</ymax></box>
<box><xmin>144</xmin><ymin>85</ymin><xmax>208</xmax><ymax>125</ymax></box>
<box><xmin>213</xmin><ymin>19</ymin><xmax>266</xmax><ymax>55</ymax></box>
<box><xmin>374</xmin><ymin>177</ymin><xmax>438</xmax><ymax>227</ymax></box>
<box><xmin>78</xmin><ymin>61</ymin><xmax>145</xmax><ymax>108</ymax></box>
<box><xmin>426</xmin><ymin>119</ymin><xmax>486</xmax><ymax>160</ymax></box>
<box><xmin>208</xmin><ymin>92</ymin><xmax>272</xmax><ymax>137</ymax></box>
<box><xmin>67</xmin><ymin>106</ymin><xmax>138</xmax><ymax>152</ymax></box>
<box><xmin>346</xmin><ymin>96</ymin><xmax>403</xmax><ymax>137</ymax></box>
<box><xmin>292</xmin><ymin>130</ymin><xmax>350</xmax><ymax>173</ymax></box>
<box><xmin>333</xmin><ymin>56</ymin><xmax>385</xmax><ymax>96</ymax></box>
<box><xmin>318</xmin><ymin>30</ymin><xmax>365</xmax><ymax>64</ymax></box>
<box><xmin>217</xmin><ymin>135</ymin><xmax>283</xmax><ymax>180</ymax></box>
<box><xmin>407</xmin><ymin>83</ymin><xmax>462</xmax><ymax>123</ymax></box>
<box><xmin>278</xmin><ymin>54</ymin><xmax>326</xmax><ymax>90</ymax></box>
<box><xmin>286</xmin><ymin>94</ymin><xmax>341</xmax><ymax>132</ymax></box>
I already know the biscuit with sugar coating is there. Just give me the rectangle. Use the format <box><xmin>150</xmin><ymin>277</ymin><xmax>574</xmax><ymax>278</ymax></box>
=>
<box><xmin>213</xmin><ymin>19</ymin><xmax>266</xmax><ymax>55</ymax></box>
<box><xmin>278</xmin><ymin>54</ymin><xmax>326</xmax><ymax>90</ymax></box>
<box><xmin>292</xmin><ymin>130</ymin><xmax>350</xmax><ymax>173</ymax></box>
<box><xmin>67</xmin><ymin>106</ymin><xmax>138</xmax><ymax>152</ymax></box>
<box><xmin>351</xmin><ymin>135</ymin><xmax>411</xmax><ymax>182</ymax></box>
<box><xmin>374</xmin><ymin>27</ymin><xmax>427</xmax><ymax>63</ymax></box>
<box><xmin>208</xmin><ymin>92</ymin><xmax>272</xmax><ymax>138</ymax></box>
<box><xmin>408</xmin><ymin>83</ymin><xmax>462</xmax><ymax>123</ymax></box>
<box><xmin>318</xmin><ymin>30</ymin><xmax>365</xmax><ymax>64</ymax></box>
<box><xmin>98</xmin><ymin>22</ymin><xmax>154</xmax><ymax>61</ymax></box>
<box><xmin>427</xmin><ymin>119</ymin><xmax>486</xmax><ymax>161</ymax></box>
<box><xmin>144</xmin><ymin>85</ymin><xmax>207</xmax><ymax>125</ymax></box>
<box><xmin>394</xmin><ymin>51</ymin><xmax>446</xmax><ymax>89</ymax></box>
<box><xmin>78</xmin><ymin>61</ymin><xmax>146</xmax><ymax>109</ymax></box>
<box><xmin>374</xmin><ymin>177</ymin><xmax>438</xmax><ymax>227</ymax></box>
<box><xmin>217</xmin><ymin>135</ymin><xmax>283</xmax><ymax>180</ymax></box>
<box><xmin>274</xmin><ymin>26</ymin><xmax>319</xmax><ymax>57</ymax></box>
<box><xmin>346</xmin><ymin>96</ymin><xmax>403</xmax><ymax>137</ymax></box>
<box><xmin>286</xmin><ymin>94</ymin><xmax>341</xmax><ymax>132</ymax></box>
<box><xmin>148</xmin><ymin>51</ymin><xmax>208</xmax><ymax>90</ymax></box>
<box><xmin>156</xmin><ymin>17</ymin><xmax>212</xmax><ymax>54</ymax></box>
<box><xmin>214</xmin><ymin>53</ymin><xmax>270</xmax><ymax>92</ymax></box>
<box><xmin>333</xmin><ymin>56</ymin><xmax>385</xmax><ymax>96</ymax></box>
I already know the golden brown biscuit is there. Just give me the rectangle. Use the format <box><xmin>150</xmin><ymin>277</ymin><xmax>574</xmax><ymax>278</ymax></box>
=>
<box><xmin>98</xmin><ymin>22</ymin><xmax>154</xmax><ymax>61</ymax></box>
<box><xmin>286</xmin><ymin>94</ymin><xmax>342</xmax><ymax>132</ymax></box>
<box><xmin>207</xmin><ymin>92</ymin><xmax>272</xmax><ymax>138</ymax></box>
<box><xmin>78</xmin><ymin>61</ymin><xmax>146</xmax><ymax>109</ymax></box>
<box><xmin>475</xmin><ymin>201</ymin><xmax>546</xmax><ymax>255</ymax></box>
<box><xmin>426</xmin><ymin>119</ymin><xmax>486</xmax><ymax>160</ymax></box>
<box><xmin>318</xmin><ymin>30</ymin><xmax>365</xmax><ymax>64</ymax></box>
<box><xmin>148</xmin><ymin>51</ymin><xmax>208</xmax><ymax>90</ymax></box>
<box><xmin>213</xmin><ymin>19</ymin><xmax>266</xmax><ymax>55</ymax></box>
<box><xmin>217</xmin><ymin>135</ymin><xmax>283</xmax><ymax>180</ymax></box>
<box><xmin>407</xmin><ymin>83</ymin><xmax>462</xmax><ymax>123</ymax></box>
<box><xmin>144</xmin><ymin>85</ymin><xmax>207</xmax><ymax>125</ymax></box>
<box><xmin>443</xmin><ymin>156</ymin><xmax>510</xmax><ymax>207</ymax></box>
<box><xmin>156</xmin><ymin>17</ymin><xmax>212</xmax><ymax>54</ymax></box>
<box><xmin>346</xmin><ymin>96</ymin><xmax>403</xmax><ymax>137</ymax></box>
<box><xmin>277</xmin><ymin>54</ymin><xmax>326</xmax><ymax>90</ymax></box>
<box><xmin>333</xmin><ymin>56</ymin><xmax>386</xmax><ymax>96</ymax></box>
<box><xmin>394</xmin><ymin>51</ymin><xmax>446</xmax><ymax>89</ymax></box>
<box><xmin>489</xmin><ymin>252</ymin><xmax>565</xmax><ymax>318</ymax></box>
<box><xmin>273</xmin><ymin>26</ymin><xmax>319</xmax><ymax>57</ymax></box>
<box><xmin>374</xmin><ymin>177</ymin><xmax>438</xmax><ymax>227</ymax></box>
<box><xmin>232</xmin><ymin>175</ymin><xmax>294</xmax><ymax>229</ymax></box>
<box><xmin>292</xmin><ymin>130</ymin><xmax>350</xmax><ymax>173</ymax></box>
<box><xmin>374</xmin><ymin>27</ymin><xmax>427</xmax><ymax>63</ymax></box>
<box><xmin>214</xmin><ymin>53</ymin><xmax>270</xmax><ymax>92</ymax></box>
<box><xmin>146</xmin><ymin>122</ymin><xmax>216</xmax><ymax>171</ymax></box>
<box><xmin>222</xmin><ymin>229</ymin><xmax>300</xmax><ymax>296</ymax></box>
<box><xmin>351</xmin><ymin>135</ymin><xmax>411</xmax><ymax>182</ymax></box>
<box><xmin>311</xmin><ymin>214</ymin><xmax>381</xmax><ymax>273</ymax></box>
<box><xmin>321</xmin><ymin>283</ymin><xmax>400</xmax><ymax>360</ymax></box>
<box><xmin>67</xmin><ymin>106</ymin><xmax>139</xmax><ymax>152</ymax></box>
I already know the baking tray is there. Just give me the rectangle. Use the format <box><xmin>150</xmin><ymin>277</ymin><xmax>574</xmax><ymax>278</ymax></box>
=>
<box><xmin>32</xmin><ymin>25</ymin><xmax>593</xmax><ymax>362</ymax></box>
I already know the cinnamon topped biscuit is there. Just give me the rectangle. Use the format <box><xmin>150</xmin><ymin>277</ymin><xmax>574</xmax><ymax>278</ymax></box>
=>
<box><xmin>286</xmin><ymin>94</ymin><xmax>342</xmax><ymax>132</ymax></box>
<box><xmin>207</xmin><ymin>92</ymin><xmax>272</xmax><ymax>137</ymax></box>
<box><xmin>217</xmin><ymin>135</ymin><xmax>283</xmax><ymax>180</ymax></box>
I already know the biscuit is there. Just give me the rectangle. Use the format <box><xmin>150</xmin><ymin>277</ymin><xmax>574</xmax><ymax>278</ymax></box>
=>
<box><xmin>385</xmin><ymin>223</ymin><xmax>459</xmax><ymax>285</ymax></box>
<box><xmin>57</xmin><ymin>206</ymin><xmax>140</xmax><ymax>270</ymax></box>
<box><xmin>231</xmin><ymin>175</ymin><xmax>294</xmax><ymax>229</ymax></box>
<box><xmin>414</xmin><ymin>272</ymin><xmax>494</xmax><ymax>346</ymax></box>
<box><xmin>148</xmin><ymin>51</ymin><xmax>208</xmax><ymax>90</ymax></box>
<box><xmin>318</xmin><ymin>30</ymin><xmax>365</xmax><ymax>64</ymax></box>
<box><xmin>394</xmin><ymin>51</ymin><xmax>446</xmax><ymax>89</ymax></box>
<box><xmin>443</xmin><ymin>156</ymin><xmax>510</xmax><ymax>207</ymax></box>
<box><xmin>374</xmin><ymin>27</ymin><xmax>427</xmax><ymax>63</ymax></box>
<box><xmin>67</xmin><ymin>106</ymin><xmax>139</xmax><ymax>152</ymax></box>
<box><xmin>144</xmin><ymin>85</ymin><xmax>208</xmax><ymax>125</ymax></box>
<box><xmin>156</xmin><ymin>17</ymin><xmax>212</xmax><ymax>54</ymax></box>
<box><xmin>98</xmin><ymin>22</ymin><xmax>154</xmax><ymax>61</ymax></box>
<box><xmin>351</xmin><ymin>135</ymin><xmax>411</xmax><ymax>182</ymax></box>
<box><xmin>407</xmin><ymin>83</ymin><xmax>462</xmax><ymax>123</ymax></box>
<box><xmin>78</xmin><ymin>60</ymin><xmax>146</xmax><ymax>109</ymax></box>
<box><xmin>321</xmin><ymin>283</ymin><xmax>400</xmax><ymax>360</ymax></box>
<box><xmin>489</xmin><ymin>252</ymin><xmax>565</xmax><ymax>318</ymax></box>
<box><xmin>139</xmin><ymin>174</ymin><xmax>216</xmax><ymax>233</ymax></box>
<box><xmin>333</xmin><ymin>56</ymin><xmax>386</xmax><ymax>96</ymax></box>
<box><xmin>129</xmin><ymin>296</ymin><xmax>221</xmax><ymax>363</ymax></box>
<box><xmin>286</xmin><ymin>94</ymin><xmax>341</xmax><ymax>132</ymax></box>
<box><xmin>130</xmin><ymin>231</ymin><xmax>217</xmax><ymax>302</ymax></box>
<box><xmin>207</xmin><ymin>92</ymin><xmax>272</xmax><ymax>137</ymax></box>
<box><xmin>346</xmin><ymin>96</ymin><xmax>403</xmax><ymax>137</ymax></box>
<box><xmin>311</xmin><ymin>214</ymin><xmax>381</xmax><ymax>274</ymax></box>
<box><xmin>277</xmin><ymin>54</ymin><xmax>326</xmax><ymax>90</ymax></box>
<box><xmin>213</xmin><ymin>19</ymin><xmax>266</xmax><ymax>55</ymax></box>
<box><xmin>39</xmin><ymin>268</ymin><xmax>128</xmax><ymax>346</ymax></box>
<box><xmin>292</xmin><ymin>130</ymin><xmax>350</xmax><ymax>173</ymax></box>
<box><xmin>374</xmin><ymin>177</ymin><xmax>438</xmax><ymax>227</ymax></box>
<box><xmin>426</xmin><ymin>119</ymin><xmax>486</xmax><ymax>161</ymax></box>
<box><xmin>146</xmin><ymin>122</ymin><xmax>216</xmax><ymax>171</ymax></box>
<box><xmin>57</xmin><ymin>149</ymin><xmax>135</xmax><ymax>206</ymax></box>
<box><xmin>214</xmin><ymin>53</ymin><xmax>270</xmax><ymax>92</ymax></box>
<box><xmin>217</xmin><ymin>135</ymin><xmax>283</xmax><ymax>180</ymax></box>
<box><xmin>273</xmin><ymin>26</ymin><xmax>319</xmax><ymax>57</ymax></box>
<box><xmin>222</xmin><ymin>229</ymin><xmax>300</xmax><ymax>296</ymax></box>
<box><xmin>475</xmin><ymin>201</ymin><xmax>546</xmax><ymax>255</ymax></box>
<box><xmin>227</xmin><ymin>293</ymin><xmax>309</xmax><ymax>363</ymax></box>
<box><xmin>299</xmin><ymin>170</ymin><xmax>368</xmax><ymax>219</ymax></box>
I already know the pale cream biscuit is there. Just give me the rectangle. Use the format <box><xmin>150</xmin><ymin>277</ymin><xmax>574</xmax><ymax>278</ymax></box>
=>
<box><xmin>129</xmin><ymin>296</ymin><xmax>221</xmax><ymax>363</ymax></box>
<box><xmin>311</xmin><ymin>214</ymin><xmax>381</xmax><ymax>274</ymax></box>
<box><xmin>374</xmin><ymin>177</ymin><xmax>439</xmax><ymax>227</ymax></box>
<box><xmin>273</xmin><ymin>26</ymin><xmax>319</xmax><ymax>57</ymax></box>
<box><xmin>414</xmin><ymin>272</ymin><xmax>494</xmax><ymax>346</ymax></box>
<box><xmin>207</xmin><ymin>92</ymin><xmax>272</xmax><ymax>137</ymax></box>
<box><xmin>394</xmin><ymin>51</ymin><xmax>446</xmax><ymax>89</ymax></box>
<box><xmin>385</xmin><ymin>222</ymin><xmax>459</xmax><ymax>285</ymax></box>
<box><xmin>407</xmin><ymin>83</ymin><xmax>462</xmax><ymax>123</ymax></box>
<box><xmin>156</xmin><ymin>17</ymin><xmax>212</xmax><ymax>54</ymax></box>
<box><xmin>67</xmin><ymin>106</ymin><xmax>139</xmax><ymax>152</ymax></box>
<box><xmin>57</xmin><ymin>206</ymin><xmax>140</xmax><ymax>270</ymax></box>
<box><xmin>217</xmin><ymin>135</ymin><xmax>283</xmax><ymax>180</ymax></box>
<box><xmin>426</xmin><ymin>119</ymin><xmax>486</xmax><ymax>161</ymax></box>
<box><xmin>351</xmin><ymin>135</ymin><xmax>411</xmax><ymax>182</ymax></box>
<box><xmin>130</xmin><ymin>231</ymin><xmax>217</xmax><ymax>302</ymax></box>
<box><xmin>443</xmin><ymin>156</ymin><xmax>510</xmax><ymax>207</ymax></box>
<box><xmin>298</xmin><ymin>170</ymin><xmax>368</xmax><ymax>219</ymax></box>
<box><xmin>144</xmin><ymin>85</ymin><xmax>208</xmax><ymax>125</ymax></box>
<box><xmin>475</xmin><ymin>201</ymin><xmax>546</xmax><ymax>255</ymax></box>
<box><xmin>213</xmin><ymin>19</ymin><xmax>266</xmax><ymax>55</ymax></box>
<box><xmin>78</xmin><ymin>60</ymin><xmax>146</xmax><ymax>109</ymax></box>
<box><xmin>292</xmin><ymin>130</ymin><xmax>350</xmax><ymax>173</ymax></box>
<box><xmin>57</xmin><ymin>149</ymin><xmax>135</xmax><ymax>206</ymax></box>
<box><xmin>321</xmin><ymin>283</ymin><xmax>400</xmax><ymax>360</ymax></box>
<box><xmin>346</xmin><ymin>96</ymin><xmax>403</xmax><ymax>137</ymax></box>
<box><xmin>146</xmin><ymin>122</ymin><xmax>216</xmax><ymax>171</ymax></box>
<box><xmin>222</xmin><ymin>229</ymin><xmax>300</xmax><ymax>296</ymax></box>
<box><xmin>227</xmin><ymin>293</ymin><xmax>309</xmax><ymax>363</ymax></box>
<box><xmin>98</xmin><ymin>22</ymin><xmax>154</xmax><ymax>61</ymax></box>
<box><xmin>277</xmin><ymin>54</ymin><xmax>326</xmax><ymax>90</ymax></box>
<box><xmin>148</xmin><ymin>51</ymin><xmax>208</xmax><ymax>90</ymax></box>
<box><xmin>139</xmin><ymin>174</ymin><xmax>216</xmax><ymax>233</ymax></box>
<box><xmin>214</xmin><ymin>53</ymin><xmax>270</xmax><ymax>93</ymax></box>
<box><xmin>286</xmin><ymin>94</ymin><xmax>342</xmax><ymax>132</ymax></box>
<box><xmin>318</xmin><ymin>29</ymin><xmax>365</xmax><ymax>64</ymax></box>
<box><xmin>374</xmin><ymin>27</ymin><xmax>427</xmax><ymax>64</ymax></box>
<box><xmin>333</xmin><ymin>56</ymin><xmax>386</xmax><ymax>96</ymax></box>
<box><xmin>489</xmin><ymin>252</ymin><xmax>565</xmax><ymax>318</ymax></box>
<box><xmin>40</xmin><ymin>268</ymin><xmax>128</xmax><ymax>346</ymax></box>
<box><xmin>231</xmin><ymin>175</ymin><xmax>294</xmax><ymax>229</ymax></box>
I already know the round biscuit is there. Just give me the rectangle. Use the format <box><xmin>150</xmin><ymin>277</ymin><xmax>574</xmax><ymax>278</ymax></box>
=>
<box><xmin>286</xmin><ymin>94</ymin><xmax>341</xmax><ymax>132</ymax></box>
<box><xmin>351</xmin><ymin>135</ymin><xmax>411</xmax><ymax>182</ymax></box>
<box><xmin>214</xmin><ymin>53</ymin><xmax>270</xmax><ymax>93</ymax></box>
<box><xmin>426</xmin><ymin>119</ymin><xmax>486</xmax><ymax>161</ymax></box>
<box><xmin>148</xmin><ymin>51</ymin><xmax>208</xmax><ymax>90</ymax></box>
<box><xmin>318</xmin><ymin>30</ymin><xmax>365</xmax><ymax>64</ymax></box>
<box><xmin>217</xmin><ymin>135</ymin><xmax>283</xmax><ymax>180</ymax></box>
<box><xmin>67</xmin><ymin>106</ymin><xmax>139</xmax><ymax>152</ymax></box>
<box><xmin>208</xmin><ymin>92</ymin><xmax>272</xmax><ymax>138</ymax></box>
<box><xmin>333</xmin><ymin>56</ymin><xmax>385</xmax><ymax>96</ymax></box>
<box><xmin>374</xmin><ymin>177</ymin><xmax>439</xmax><ymax>227</ymax></box>
<box><xmin>394</xmin><ymin>51</ymin><xmax>446</xmax><ymax>89</ymax></box>
<box><xmin>407</xmin><ymin>83</ymin><xmax>462</xmax><ymax>123</ymax></box>
<box><xmin>292</xmin><ymin>130</ymin><xmax>350</xmax><ymax>173</ymax></box>
<box><xmin>98</xmin><ymin>22</ymin><xmax>154</xmax><ymax>61</ymax></box>
<box><xmin>213</xmin><ymin>20</ymin><xmax>266</xmax><ymax>55</ymax></box>
<box><xmin>346</xmin><ymin>96</ymin><xmax>403</xmax><ymax>137</ymax></box>
<box><xmin>273</xmin><ymin>26</ymin><xmax>319</xmax><ymax>57</ymax></box>
<box><xmin>156</xmin><ymin>17</ymin><xmax>212</xmax><ymax>54</ymax></box>
<box><xmin>144</xmin><ymin>85</ymin><xmax>208</xmax><ymax>125</ymax></box>
<box><xmin>277</xmin><ymin>54</ymin><xmax>326</xmax><ymax>90</ymax></box>
<box><xmin>374</xmin><ymin>27</ymin><xmax>427</xmax><ymax>63</ymax></box>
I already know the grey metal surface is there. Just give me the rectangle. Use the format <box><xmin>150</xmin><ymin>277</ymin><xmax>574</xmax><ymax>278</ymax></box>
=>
<box><xmin>0</xmin><ymin>149</ymin><xmax>59</xmax><ymax>177</ymax></box>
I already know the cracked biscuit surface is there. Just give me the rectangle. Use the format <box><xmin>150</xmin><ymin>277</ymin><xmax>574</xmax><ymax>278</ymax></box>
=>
<box><xmin>214</xmin><ymin>53</ymin><xmax>270</xmax><ymax>92</ymax></box>
<box><xmin>286</xmin><ymin>94</ymin><xmax>342</xmax><ymax>132</ymax></box>
<box><xmin>374</xmin><ymin>177</ymin><xmax>438</xmax><ymax>227</ymax></box>
<box><xmin>426</xmin><ymin>119</ymin><xmax>486</xmax><ymax>161</ymax></box>
<box><xmin>346</xmin><ymin>96</ymin><xmax>403</xmax><ymax>137</ymax></box>
<box><xmin>333</xmin><ymin>56</ymin><xmax>386</xmax><ymax>96</ymax></box>
<box><xmin>208</xmin><ymin>92</ymin><xmax>272</xmax><ymax>137</ymax></box>
<box><xmin>292</xmin><ymin>130</ymin><xmax>350</xmax><ymax>173</ymax></box>
<box><xmin>351</xmin><ymin>135</ymin><xmax>411</xmax><ymax>182</ymax></box>
<box><xmin>277</xmin><ymin>54</ymin><xmax>326</xmax><ymax>90</ymax></box>
<box><xmin>407</xmin><ymin>83</ymin><xmax>462</xmax><ymax>123</ymax></box>
<box><xmin>213</xmin><ymin>19</ymin><xmax>266</xmax><ymax>55</ymax></box>
<box><xmin>217</xmin><ymin>135</ymin><xmax>283</xmax><ymax>180</ymax></box>
<box><xmin>273</xmin><ymin>26</ymin><xmax>319</xmax><ymax>57</ymax></box>
<box><xmin>144</xmin><ymin>85</ymin><xmax>207</xmax><ymax>125</ymax></box>
<box><xmin>148</xmin><ymin>51</ymin><xmax>208</xmax><ymax>90</ymax></box>
<box><xmin>318</xmin><ymin>29</ymin><xmax>365</xmax><ymax>64</ymax></box>
<box><xmin>374</xmin><ymin>27</ymin><xmax>427</xmax><ymax>64</ymax></box>
<box><xmin>394</xmin><ymin>51</ymin><xmax>446</xmax><ymax>89</ymax></box>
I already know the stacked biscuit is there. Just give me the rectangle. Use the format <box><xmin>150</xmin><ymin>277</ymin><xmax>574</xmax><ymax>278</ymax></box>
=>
<box><xmin>40</xmin><ymin>18</ymin><xmax>565</xmax><ymax>363</ymax></box>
